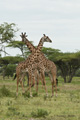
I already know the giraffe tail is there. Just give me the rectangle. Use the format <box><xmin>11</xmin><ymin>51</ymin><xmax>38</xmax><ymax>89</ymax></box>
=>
<box><xmin>13</xmin><ymin>74</ymin><xmax>17</xmax><ymax>80</ymax></box>
<box><xmin>56</xmin><ymin>78</ymin><xmax>58</xmax><ymax>85</ymax></box>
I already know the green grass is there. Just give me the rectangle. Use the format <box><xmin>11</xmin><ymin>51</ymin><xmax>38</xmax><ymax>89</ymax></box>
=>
<box><xmin>0</xmin><ymin>76</ymin><xmax>80</xmax><ymax>120</ymax></box>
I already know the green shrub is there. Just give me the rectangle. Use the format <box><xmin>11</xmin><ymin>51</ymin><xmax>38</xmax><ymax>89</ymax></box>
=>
<box><xmin>6</xmin><ymin>106</ymin><xmax>20</xmax><ymax>117</ymax></box>
<box><xmin>0</xmin><ymin>85</ymin><xmax>15</xmax><ymax>97</ymax></box>
<box><xmin>31</xmin><ymin>108</ymin><xmax>49</xmax><ymax>118</ymax></box>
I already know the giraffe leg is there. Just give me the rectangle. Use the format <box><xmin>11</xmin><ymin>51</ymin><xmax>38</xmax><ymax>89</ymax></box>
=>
<box><xmin>51</xmin><ymin>81</ymin><xmax>54</xmax><ymax>97</ymax></box>
<box><xmin>35</xmin><ymin>70</ymin><xmax>39</xmax><ymax>94</ymax></box>
<box><xmin>29</xmin><ymin>79</ymin><xmax>32</xmax><ymax>97</ymax></box>
<box><xmin>20</xmin><ymin>80</ymin><xmax>25</xmax><ymax>94</ymax></box>
<box><xmin>31</xmin><ymin>79</ymin><xmax>35</xmax><ymax>87</ymax></box>
<box><xmin>48</xmin><ymin>73</ymin><xmax>54</xmax><ymax>97</ymax></box>
<box><xmin>41</xmin><ymin>72</ymin><xmax>48</xmax><ymax>96</ymax></box>
<box><xmin>16</xmin><ymin>76</ymin><xmax>19</xmax><ymax>96</ymax></box>
<box><xmin>26</xmin><ymin>75</ymin><xmax>35</xmax><ymax>92</ymax></box>
<box><xmin>27</xmin><ymin>74</ymin><xmax>33</xmax><ymax>97</ymax></box>
<box><xmin>40</xmin><ymin>73</ymin><xmax>44</xmax><ymax>88</ymax></box>
<box><xmin>32</xmin><ymin>74</ymin><xmax>36</xmax><ymax>88</ymax></box>
<box><xmin>36</xmin><ymin>76</ymin><xmax>39</xmax><ymax>94</ymax></box>
<box><xmin>54</xmin><ymin>76</ymin><xmax>57</xmax><ymax>97</ymax></box>
<box><xmin>20</xmin><ymin>74</ymin><xmax>26</xmax><ymax>93</ymax></box>
<box><xmin>52</xmin><ymin>73</ymin><xmax>57</xmax><ymax>97</ymax></box>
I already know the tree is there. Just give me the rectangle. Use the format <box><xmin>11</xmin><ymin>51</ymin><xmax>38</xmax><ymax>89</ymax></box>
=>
<box><xmin>42</xmin><ymin>47</ymin><xmax>61</xmax><ymax>62</ymax></box>
<box><xmin>56</xmin><ymin>52</ymin><xmax>80</xmax><ymax>83</ymax></box>
<box><xmin>4</xmin><ymin>64</ymin><xmax>16</xmax><ymax>78</ymax></box>
<box><xmin>42</xmin><ymin>47</ymin><xmax>80</xmax><ymax>83</ymax></box>
<box><xmin>0</xmin><ymin>56</ymin><xmax>24</xmax><ymax>79</ymax></box>
<box><xmin>6</xmin><ymin>41</ymin><xmax>30</xmax><ymax>58</ymax></box>
<box><xmin>0</xmin><ymin>22</ymin><xmax>18</xmax><ymax>56</ymax></box>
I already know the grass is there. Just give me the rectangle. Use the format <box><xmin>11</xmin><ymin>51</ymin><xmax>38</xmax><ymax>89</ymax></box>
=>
<box><xmin>0</xmin><ymin>76</ymin><xmax>80</xmax><ymax>120</ymax></box>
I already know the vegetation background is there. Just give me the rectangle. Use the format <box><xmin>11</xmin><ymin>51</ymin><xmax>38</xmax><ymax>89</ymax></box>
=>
<box><xmin>0</xmin><ymin>22</ymin><xmax>80</xmax><ymax>120</ymax></box>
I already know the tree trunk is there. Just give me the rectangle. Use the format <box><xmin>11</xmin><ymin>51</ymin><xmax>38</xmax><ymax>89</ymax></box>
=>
<box><xmin>68</xmin><ymin>76</ymin><xmax>73</xmax><ymax>83</ymax></box>
<box><xmin>63</xmin><ymin>76</ymin><xmax>67</xmax><ymax>83</ymax></box>
<box><xmin>68</xmin><ymin>73</ymin><xmax>74</xmax><ymax>83</ymax></box>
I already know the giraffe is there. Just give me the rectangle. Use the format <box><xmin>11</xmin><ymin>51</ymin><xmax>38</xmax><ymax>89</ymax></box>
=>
<box><xmin>21</xmin><ymin>33</ymin><xmax>57</xmax><ymax>96</ymax></box>
<box><xmin>15</xmin><ymin>33</ymin><xmax>52</xmax><ymax>96</ymax></box>
<box><xmin>13</xmin><ymin>33</ymin><xmax>37</xmax><ymax>96</ymax></box>
<box><xmin>32</xmin><ymin>54</ymin><xmax>57</xmax><ymax>96</ymax></box>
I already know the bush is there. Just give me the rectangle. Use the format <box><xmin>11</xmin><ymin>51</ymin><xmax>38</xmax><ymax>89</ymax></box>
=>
<box><xmin>6</xmin><ymin>106</ymin><xmax>20</xmax><ymax>117</ymax></box>
<box><xmin>31</xmin><ymin>108</ymin><xmax>49</xmax><ymax>118</ymax></box>
<box><xmin>0</xmin><ymin>85</ymin><xmax>15</xmax><ymax>97</ymax></box>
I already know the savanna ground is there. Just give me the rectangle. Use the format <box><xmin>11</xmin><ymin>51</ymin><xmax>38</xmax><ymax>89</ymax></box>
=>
<box><xmin>0</xmin><ymin>76</ymin><xmax>80</xmax><ymax>120</ymax></box>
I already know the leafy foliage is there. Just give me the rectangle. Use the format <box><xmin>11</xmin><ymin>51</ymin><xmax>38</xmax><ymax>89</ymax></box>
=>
<box><xmin>7</xmin><ymin>41</ymin><xmax>31</xmax><ymax>58</ymax></box>
<box><xmin>0</xmin><ymin>56</ymin><xmax>24</xmax><ymax>65</ymax></box>
<box><xmin>0</xmin><ymin>22</ymin><xmax>18</xmax><ymax>56</ymax></box>
<box><xmin>42</xmin><ymin>47</ymin><xmax>61</xmax><ymax>62</ymax></box>
<box><xmin>0</xmin><ymin>56</ymin><xmax>24</xmax><ymax>78</ymax></box>
<box><xmin>0</xmin><ymin>22</ymin><xmax>18</xmax><ymax>44</ymax></box>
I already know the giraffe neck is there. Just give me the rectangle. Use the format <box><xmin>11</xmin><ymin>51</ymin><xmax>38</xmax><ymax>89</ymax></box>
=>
<box><xmin>37</xmin><ymin>38</ymin><xmax>44</xmax><ymax>52</ymax></box>
<box><xmin>25</xmin><ymin>38</ymin><xmax>36</xmax><ymax>53</ymax></box>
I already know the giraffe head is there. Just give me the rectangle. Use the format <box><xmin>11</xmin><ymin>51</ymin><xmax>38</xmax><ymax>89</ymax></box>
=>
<box><xmin>20</xmin><ymin>32</ymin><xmax>28</xmax><ymax>43</ymax></box>
<box><xmin>42</xmin><ymin>34</ymin><xmax>52</xmax><ymax>43</ymax></box>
